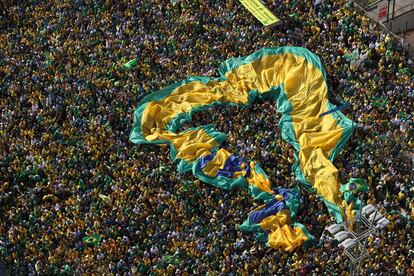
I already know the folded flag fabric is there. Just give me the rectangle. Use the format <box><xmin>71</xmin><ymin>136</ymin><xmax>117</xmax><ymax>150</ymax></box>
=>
<box><xmin>278</xmin><ymin>187</ymin><xmax>301</xmax><ymax>218</ymax></box>
<box><xmin>217</xmin><ymin>154</ymin><xmax>250</xmax><ymax>178</ymax></box>
<box><xmin>83</xmin><ymin>234</ymin><xmax>101</xmax><ymax>246</ymax></box>
<box><xmin>319</xmin><ymin>103</ymin><xmax>349</xmax><ymax>117</ymax></box>
<box><xmin>340</xmin><ymin>178</ymin><xmax>368</xmax><ymax>193</ymax></box>
<box><xmin>130</xmin><ymin>47</ymin><xmax>360</xmax><ymax>251</ymax></box>
<box><xmin>200</xmin><ymin>150</ymin><xmax>250</xmax><ymax>178</ymax></box>
<box><xmin>249</xmin><ymin>198</ymin><xmax>287</xmax><ymax>224</ymax></box>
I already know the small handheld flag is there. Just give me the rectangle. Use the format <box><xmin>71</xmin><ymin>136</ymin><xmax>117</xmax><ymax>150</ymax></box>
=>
<box><xmin>123</xmin><ymin>58</ymin><xmax>137</xmax><ymax>70</ymax></box>
<box><xmin>83</xmin><ymin>234</ymin><xmax>101</xmax><ymax>246</ymax></box>
<box><xmin>340</xmin><ymin>178</ymin><xmax>368</xmax><ymax>193</ymax></box>
<box><xmin>371</xmin><ymin>96</ymin><xmax>387</xmax><ymax>107</ymax></box>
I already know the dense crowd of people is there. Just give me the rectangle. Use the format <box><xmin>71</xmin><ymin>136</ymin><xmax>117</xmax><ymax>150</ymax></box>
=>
<box><xmin>1</xmin><ymin>0</ymin><xmax>413</xmax><ymax>274</ymax></box>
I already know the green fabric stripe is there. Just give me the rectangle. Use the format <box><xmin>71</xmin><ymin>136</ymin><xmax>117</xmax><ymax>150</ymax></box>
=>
<box><xmin>239</xmin><ymin>217</ymin><xmax>263</xmax><ymax>232</ymax></box>
<box><xmin>218</xmin><ymin>47</ymin><xmax>325</xmax><ymax>77</ymax></box>
<box><xmin>343</xmin><ymin>191</ymin><xmax>363</xmax><ymax>212</ymax></box>
<box><xmin>192</xmin><ymin>156</ymin><xmax>248</xmax><ymax>190</ymax></box>
<box><xmin>340</xmin><ymin>178</ymin><xmax>368</xmax><ymax>217</ymax></box>
<box><xmin>129</xmin><ymin>46</ymin><xmax>357</xmax><ymax>247</ymax></box>
<box><xmin>284</xmin><ymin>186</ymin><xmax>301</xmax><ymax>218</ymax></box>
<box><xmin>131</xmin><ymin>46</ymin><xmax>329</xmax><ymax>145</ymax></box>
<box><xmin>275</xmin><ymin>83</ymin><xmax>312</xmax><ymax>194</ymax></box>
<box><xmin>326</xmin><ymin>102</ymin><xmax>356</xmax><ymax>161</ymax></box>
<box><xmin>177</xmin><ymin>159</ymin><xmax>192</xmax><ymax>173</ymax></box>
<box><xmin>129</xmin><ymin>76</ymin><xmax>212</xmax><ymax>144</ymax></box>
<box><xmin>323</xmin><ymin>199</ymin><xmax>344</xmax><ymax>223</ymax></box>
<box><xmin>166</xmin><ymin>89</ymin><xmax>261</xmax><ymax>133</ymax></box>
<box><xmin>239</xmin><ymin>218</ymin><xmax>269</xmax><ymax>244</ymax></box>
<box><xmin>248</xmin><ymin>185</ymin><xmax>274</xmax><ymax>202</ymax></box>
<box><xmin>248</xmin><ymin>162</ymin><xmax>276</xmax><ymax>203</ymax></box>
<box><xmin>294</xmin><ymin>222</ymin><xmax>316</xmax><ymax>246</ymax></box>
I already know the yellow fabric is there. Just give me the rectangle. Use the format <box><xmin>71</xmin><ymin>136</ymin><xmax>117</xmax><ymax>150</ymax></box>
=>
<box><xmin>141</xmin><ymin>80</ymin><xmax>249</xmax><ymax>137</ymax></box>
<box><xmin>227</xmin><ymin>54</ymin><xmax>348</xmax><ymax>211</ymax></box>
<box><xmin>267</xmin><ymin>225</ymin><xmax>308</xmax><ymax>252</ymax></box>
<box><xmin>344</xmin><ymin>199</ymin><xmax>356</xmax><ymax>228</ymax></box>
<box><xmin>258</xmin><ymin>208</ymin><xmax>307</xmax><ymax>251</ymax></box>
<box><xmin>259</xmin><ymin>209</ymin><xmax>291</xmax><ymax>229</ymax></box>
<box><xmin>202</xmin><ymin>148</ymin><xmax>233</xmax><ymax>177</ymax></box>
<box><xmin>232</xmin><ymin>170</ymin><xmax>247</xmax><ymax>178</ymax></box>
<box><xmin>146</xmin><ymin>128</ymin><xmax>219</xmax><ymax>162</ymax></box>
<box><xmin>246</xmin><ymin>162</ymin><xmax>272</xmax><ymax>193</ymax></box>
<box><xmin>141</xmin><ymin>52</ymin><xmax>352</xmax><ymax>221</ymax></box>
<box><xmin>275</xmin><ymin>194</ymin><xmax>284</xmax><ymax>201</ymax></box>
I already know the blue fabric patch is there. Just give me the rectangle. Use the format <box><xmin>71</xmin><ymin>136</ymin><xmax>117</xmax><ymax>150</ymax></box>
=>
<box><xmin>278</xmin><ymin>187</ymin><xmax>297</xmax><ymax>200</ymax></box>
<box><xmin>199</xmin><ymin>152</ymin><xmax>215</xmax><ymax>169</ymax></box>
<box><xmin>249</xmin><ymin>198</ymin><xmax>287</xmax><ymax>224</ymax></box>
<box><xmin>216</xmin><ymin>154</ymin><xmax>251</xmax><ymax>178</ymax></box>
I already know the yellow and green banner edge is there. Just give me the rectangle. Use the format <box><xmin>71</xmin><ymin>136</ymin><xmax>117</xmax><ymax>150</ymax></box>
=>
<box><xmin>130</xmin><ymin>46</ymin><xmax>358</xmax><ymax>250</ymax></box>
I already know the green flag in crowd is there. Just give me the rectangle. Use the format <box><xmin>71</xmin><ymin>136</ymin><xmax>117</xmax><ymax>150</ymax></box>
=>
<box><xmin>162</xmin><ymin>255</ymin><xmax>181</xmax><ymax>265</ymax></box>
<box><xmin>83</xmin><ymin>234</ymin><xmax>101</xmax><ymax>246</ymax></box>
<box><xmin>371</xmin><ymin>96</ymin><xmax>388</xmax><ymax>107</ymax></box>
<box><xmin>340</xmin><ymin>178</ymin><xmax>368</xmax><ymax>193</ymax></box>
<box><xmin>123</xmin><ymin>58</ymin><xmax>137</xmax><ymax>70</ymax></box>
<box><xmin>398</xmin><ymin>111</ymin><xmax>410</xmax><ymax>119</ymax></box>
<box><xmin>45</xmin><ymin>51</ymin><xmax>52</xmax><ymax>67</ymax></box>
<box><xmin>399</xmin><ymin>67</ymin><xmax>411</xmax><ymax>76</ymax></box>
<box><xmin>344</xmin><ymin>51</ymin><xmax>359</xmax><ymax>61</ymax></box>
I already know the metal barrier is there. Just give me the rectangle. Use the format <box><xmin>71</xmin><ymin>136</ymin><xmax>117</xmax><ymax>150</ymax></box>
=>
<box><xmin>352</xmin><ymin>1</ymin><xmax>410</xmax><ymax>51</ymax></box>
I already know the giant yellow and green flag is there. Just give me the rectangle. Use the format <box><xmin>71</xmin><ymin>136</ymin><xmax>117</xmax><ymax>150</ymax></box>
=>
<box><xmin>130</xmin><ymin>47</ymin><xmax>362</xmax><ymax>251</ymax></box>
